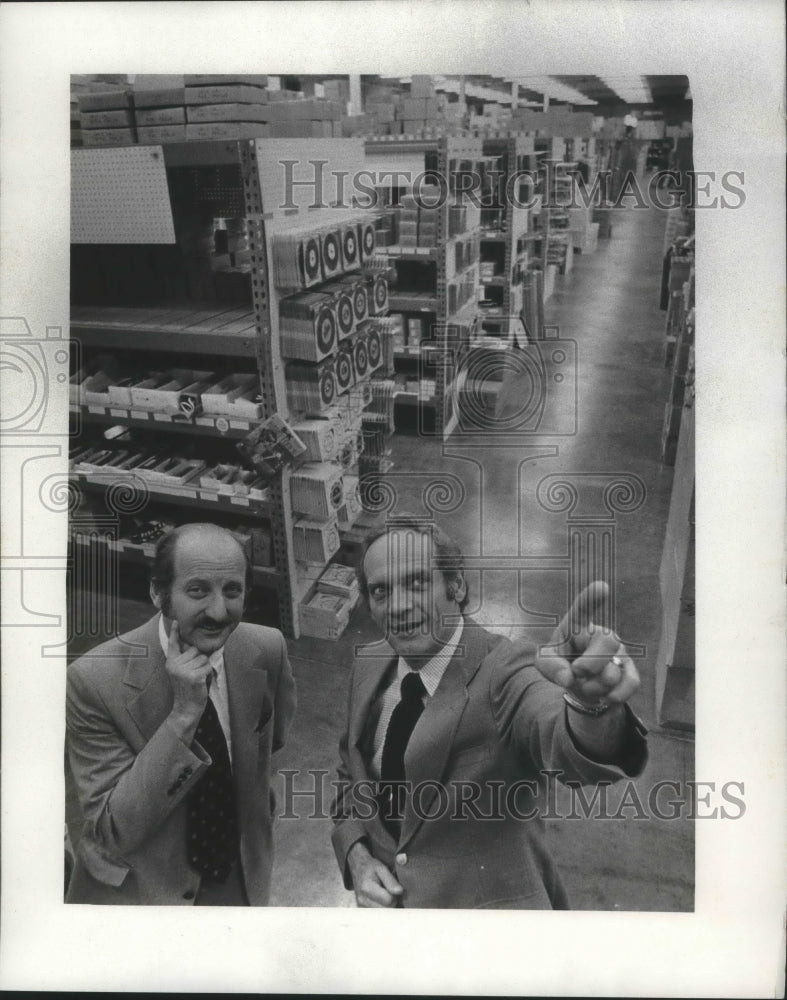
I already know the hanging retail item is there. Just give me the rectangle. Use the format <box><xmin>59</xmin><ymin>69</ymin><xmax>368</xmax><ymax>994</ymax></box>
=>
<box><xmin>319</xmin><ymin>225</ymin><xmax>343</xmax><ymax>280</ymax></box>
<box><xmin>334</xmin><ymin>345</ymin><xmax>356</xmax><ymax>394</ymax></box>
<box><xmin>291</xmin><ymin>462</ymin><xmax>345</xmax><ymax>521</ymax></box>
<box><xmin>286</xmin><ymin>358</ymin><xmax>338</xmax><ymax>414</ymax></box>
<box><xmin>274</xmin><ymin>230</ymin><xmax>323</xmax><ymax>289</ymax></box>
<box><xmin>279</xmin><ymin>291</ymin><xmax>338</xmax><ymax>361</ymax></box>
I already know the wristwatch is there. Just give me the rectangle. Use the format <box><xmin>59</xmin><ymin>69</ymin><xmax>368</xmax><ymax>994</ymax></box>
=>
<box><xmin>563</xmin><ymin>691</ymin><xmax>612</xmax><ymax>717</ymax></box>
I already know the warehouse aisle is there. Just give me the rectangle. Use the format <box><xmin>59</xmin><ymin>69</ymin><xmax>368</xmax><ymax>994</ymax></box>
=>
<box><xmin>272</xmin><ymin>199</ymin><xmax>694</xmax><ymax>909</ymax></box>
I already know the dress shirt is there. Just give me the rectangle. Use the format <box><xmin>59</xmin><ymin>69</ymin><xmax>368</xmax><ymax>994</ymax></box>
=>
<box><xmin>158</xmin><ymin>614</ymin><xmax>233</xmax><ymax>766</ymax></box>
<box><xmin>369</xmin><ymin>622</ymin><xmax>464</xmax><ymax>780</ymax></box>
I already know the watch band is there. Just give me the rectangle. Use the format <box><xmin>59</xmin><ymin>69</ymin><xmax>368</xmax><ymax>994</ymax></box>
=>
<box><xmin>563</xmin><ymin>691</ymin><xmax>612</xmax><ymax>717</ymax></box>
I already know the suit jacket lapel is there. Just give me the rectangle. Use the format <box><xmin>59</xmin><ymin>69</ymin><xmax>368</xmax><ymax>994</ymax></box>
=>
<box><xmin>123</xmin><ymin>617</ymin><xmax>173</xmax><ymax>742</ymax></box>
<box><xmin>349</xmin><ymin>638</ymin><xmax>397</xmax><ymax>778</ymax></box>
<box><xmin>399</xmin><ymin>620</ymin><xmax>493</xmax><ymax>847</ymax></box>
<box><xmin>223</xmin><ymin>627</ymin><xmax>268</xmax><ymax>803</ymax></box>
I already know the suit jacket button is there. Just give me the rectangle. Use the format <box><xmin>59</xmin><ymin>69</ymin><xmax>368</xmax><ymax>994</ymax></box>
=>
<box><xmin>395</xmin><ymin>852</ymin><xmax>408</xmax><ymax>866</ymax></box>
<box><xmin>183</xmin><ymin>889</ymin><xmax>195</xmax><ymax>900</ymax></box>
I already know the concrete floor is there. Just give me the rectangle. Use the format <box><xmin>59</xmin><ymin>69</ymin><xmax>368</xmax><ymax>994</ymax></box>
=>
<box><xmin>66</xmin><ymin>195</ymin><xmax>694</xmax><ymax>910</ymax></box>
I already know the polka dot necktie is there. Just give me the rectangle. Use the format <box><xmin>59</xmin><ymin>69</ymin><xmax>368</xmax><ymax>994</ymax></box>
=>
<box><xmin>378</xmin><ymin>671</ymin><xmax>427</xmax><ymax>837</ymax></box>
<box><xmin>186</xmin><ymin>681</ymin><xmax>238</xmax><ymax>883</ymax></box>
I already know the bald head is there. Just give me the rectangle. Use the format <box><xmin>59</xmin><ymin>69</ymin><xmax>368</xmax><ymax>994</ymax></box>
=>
<box><xmin>150</xmin><ymin>523</ymin><xmax>252</xmax><ymax>610</ymax></box>
<box><xmin>150</xmin><ymin>523</ymin><xmax>252</xmax><ymax>654</ymax></box>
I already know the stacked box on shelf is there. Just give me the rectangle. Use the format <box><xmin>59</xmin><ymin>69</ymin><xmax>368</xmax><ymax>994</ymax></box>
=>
<box><xmin>78</xmin><ymin>86</ymin><xmax>136</xmax><ymax>147</ymax></box>
<box><xmin>290</xmin><ymin>463</ymin><xmax>344</xmax><ymax>521</ymax></box>
<box><xmin>184</xmin><ymin>76</ymin><xmax>271</xmax><ymax>141</ymax></box>
<box><xmin>132</xmin><ymin>76</ymin><xmax>187</xmax><ymax>142</ymax></box>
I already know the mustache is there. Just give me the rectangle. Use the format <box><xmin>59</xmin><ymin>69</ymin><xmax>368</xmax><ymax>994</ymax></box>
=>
<box><xmin>195</xmin><ymin>618</ymin><xmax>233</xmax><ymax>629</ymax></box>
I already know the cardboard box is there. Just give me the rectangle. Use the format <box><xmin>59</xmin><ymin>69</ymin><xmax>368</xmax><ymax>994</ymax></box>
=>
<box><xmin>132</xmin><ymin>87</ymin><xmax>186</xmax><ymax>108</ymax></box>
<box><xmin>186</xmin><ymin>102</ymin><xmax>270</xmax><ymax>123</ymax></box>
<box><xmin>82</xmin><ymin>128</ymin><xmax>136</xmax><ymax>147</ymax></box>
<box><xmin>137</xmin><ymin>124</ymin><xmax>187</xmax><ymax>144</ymax></box>
<box><xmin>185</xmin><ymin>84</ymin><xmax>269</xmax><ymax>105</ymax></box>
<box><xmin>134</xmin><ymin>106</ymin><xmax>186</xmax><ymax>126</ymax></box>
<box><xmin>299</xmin><ymin>591</ymin><xmax>352</xmax><ymax>640</ymax></box>
<box><xmin>77</xmin><ymin>90</ymin><xmax>132</xmax><ymax>112</ymax></box>
<box><xmin>80</xmin><ymin>108</ymin><xmax>134</xmax><ymax>129</ymax></box>
<box><xmin>185</xmin><ymin>122</ymin><xmax>270</xmax><ymax>141</ymax></box>
<box><xmin>184</xmin><ymin>74</ymin><xmax>269</xmax><ymax>88</ymax></box>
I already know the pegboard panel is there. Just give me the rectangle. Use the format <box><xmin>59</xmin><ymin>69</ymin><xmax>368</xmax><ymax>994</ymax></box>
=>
<box><xmin>71</xmin><ymin>147</ymin><xmax>176</xmax><ymax>244</ymax></box>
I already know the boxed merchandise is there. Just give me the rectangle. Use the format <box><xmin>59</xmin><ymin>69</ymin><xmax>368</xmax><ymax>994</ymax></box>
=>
<box><xmin>358</xmin><ymin>218</ymin><xmax>377</xmax><ymax>260</ymax></box>
<box><xmin>286</xmin><ymin>358</ymin><xmax>338</xmax><ymax>414</ymax></box>
<box><xmin>291</xmin><ymin>462</ymin><xmax>344</xmax><ymax>521</ymax></box>
<box><xmin>338</xmin><ymin>220</ymin><xmax>361</xmax><ymax>270</ymax></box>
<box><xmin>291</xmin><ymin>418</ymin><xmax>339</xmax><ymax>463</ymax></box>
<box><xmin>299</xmin><ymin>590</ymin><xmax>353</xmax><ymax>640</ymax></box>
<box><xmin>137</xmin><ymin>125</ymin><xmax>187</xmax><ymax>144</ymax></box>
<box><xmin>327</xmin><ymin>275</ymin><xmax>368</xmax><ymax>325</ymax></box>
<box><xmin>185</xmin><ymin>84</ymin><xmax>269</xmax><ymax>105</ymax></box>
<box><xmin>316</xmin><ymin>562</ymin><xmax>358</xmax><ymax>600</ymax></box>
<box><xmin>186</xmin><ymin>103</ymin><xmax>271</xmax><ymax>123</ymax></box>
<box><xmin>319</xmin><ymin>226</ymin><xmax>343</xmax><ymax>280</ymax></box>
<box><xmin>351</xmin><ymin>332</ymin><xmax>370</xmax><ymax>380</ymax></box>
<box><xmin>347</xmin><ymin>379</ymin><xmax>372</xmax><ymax>415</ymax></box>
<box><xmin>185</xmin><ymin>122</ymin><xmax>270</xmax><ymax>141</ymax></box>
<box><xmin>334</xmin><ymin>344</ymin><xmax>356</xmax><ymax>393</ymax></box>
<box><xmin>274</xmin><ymin>230</ymin><xmax>323</xmax><ymax>290</ymax></box>
<box><xmin>184</xmin><ymin>74</ymin><xmax>269</xmax><ymax>88</ymax></box>
<box><xmin>82</xmin><ymin>128</ymin><xmax>136</xmax><ymax>147</ymax></box>
<box><xmin>292</xmin><ymin>516</ymin><xmax>341</xmax><ymax>564</ymax></box>
<box><xmin>279</xmin><ymin>291</ymin><xmax>338</xmax><ymax>361</ymax></box>
<box><xmin>365</xmin><ymin>273</ymin><xmax>389</xmax><ymax>316</ymax></box>
<box><xmin>80</xmin><ymin>108</ymin><xmax>134</xmax><ymax>129</ymax></box>
<box><xmin>320</xmin><ymin>281</ymin><xmax>356</xmax><ymax>341</ymax></box>
<box><xmin>132</xmin><ymin>87</ymin><xmax>186</xmax><ymax>108</ymax></box>
<box><xmin>77</xmin><ymin>89</ymin><xmax>132</xmax><ymax>113</ymax></box>
<box><xmin>362</xmin><ymin>322</ymin><xmax>383</xmax><ymax>373</ymax></box>
<box><xmin>135</xmin><ymin>106</ymin><xmax>186</xmax><ymax>126</ymax></box>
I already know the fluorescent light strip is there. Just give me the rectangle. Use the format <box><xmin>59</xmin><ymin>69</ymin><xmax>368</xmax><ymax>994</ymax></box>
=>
<box><xmin>506</xmin><ymin>77</ymin><xmax>597</xmax><ymax>106</ymax></box>
<box><xmin>599</xmin><ymin>76</ymin><xmax>652</xmax><ymax>104</ymax></box>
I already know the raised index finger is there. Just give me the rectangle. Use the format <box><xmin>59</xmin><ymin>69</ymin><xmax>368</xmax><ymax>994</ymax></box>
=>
<box><xmin>550</xmin><ymin>580</ymin><xmax>610</xmax><ymax>648</ymax></box>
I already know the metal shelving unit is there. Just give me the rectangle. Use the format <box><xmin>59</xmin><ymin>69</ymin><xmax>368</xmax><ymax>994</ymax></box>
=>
<box><xmin>365</xmin><ymin>134</ymin><xmax>484</xmax><ymax>435</ymax></box>
<box><xmin>69</xmin><ymin>138</ymin><xmax>380</xmax><ymax>637</ymax></box>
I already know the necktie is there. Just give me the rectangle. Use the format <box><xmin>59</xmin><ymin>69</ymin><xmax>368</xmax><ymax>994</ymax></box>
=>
<box><xmin>379</xmin><ymin>671</ymin><xmax>426</xmax><ymax>837</ymax></box>
<box><xmin>186</xmin><ymin>681</ymin><xmax>238</xmax><ymax>883</ymax></box>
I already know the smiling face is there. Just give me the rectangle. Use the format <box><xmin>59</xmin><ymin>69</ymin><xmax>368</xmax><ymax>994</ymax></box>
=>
<box><xmin>151</xmin><ymin>528</ymin><xmax>247</xmax><ymax>655</ymax></box>
<box><xmin>363</xmin><ymin>528</ymin><xmax>465</xmax><ymax>665</ymax></box>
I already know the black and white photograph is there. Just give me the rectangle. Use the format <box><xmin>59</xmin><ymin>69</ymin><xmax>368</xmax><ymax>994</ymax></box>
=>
<box><xmin>0</xmin><ymin>2</ymin><xmax>784</xmax><ymax>995</ymax></box>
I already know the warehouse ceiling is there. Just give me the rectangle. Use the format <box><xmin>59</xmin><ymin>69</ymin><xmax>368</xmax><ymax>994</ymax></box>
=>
<box><xmin>445</xmin><ymin>75</ymin><xmax>692</xmax><ymax>120</ymax></box>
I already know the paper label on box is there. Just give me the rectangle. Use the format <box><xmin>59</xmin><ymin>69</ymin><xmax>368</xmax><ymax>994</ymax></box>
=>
<box><xmin>195</xmin><ymin>417</ymin><xmax>212</xmax><ymax>426</ymax></box>
<box><xmin>230</xmin><ymin>496</ymin><xmax>250</xmax><ymax>506</ymax></box>
<box><xmin>229</xmin><ymin>420</ymin><xmax>250</xmax><ymax>430</ymax></box>
<box><xmin>110</xmin><ymin>409</ymin><xmax>127</xmax><ymax>418</ymax></box>
<box><xmin>199</xmin><ymin>492</ymin><xmax>219</xmax><ymax>502</ymax></box>
<box><xmin>87</xmin><ymin>405</ymin><xmax>105</xmax><ymax>415</ymax></box>
<box><xmin>153</xmin><ymin>413</ymin><xmax>172</xmax><ymax>423</ymax></box>
<box><xmin>130</xmin><ymin>411</ymin><xmax>149</xmax><ymax>421</ymax></box>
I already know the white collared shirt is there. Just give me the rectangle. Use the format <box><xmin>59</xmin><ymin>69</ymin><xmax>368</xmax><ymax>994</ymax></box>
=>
<box><xmin>370</xmin><ymin>622</ymin><xmax>464</xmax><ymax>780</ymax></box>
<box><xmin>158</xmin><ymin>614</ymin><xmax>233</xmax><ymax>765</ymax></box>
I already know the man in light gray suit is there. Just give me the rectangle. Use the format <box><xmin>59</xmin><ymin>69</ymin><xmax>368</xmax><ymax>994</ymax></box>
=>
<box><xmin>66</xmin><ymin>522</ymin><xmax>296</xmax><ymax>905</ymax></box>
<box><xmin>332</xmin><ymin>517</ymin><xmax>648</xmax><ymax>908</ymax></box>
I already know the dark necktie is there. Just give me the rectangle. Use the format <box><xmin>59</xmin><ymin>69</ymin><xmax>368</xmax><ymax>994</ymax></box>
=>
<box><xmin>186</xmin><ymin>682</ymin><xmax>238</xmax><ymax>883</ymax></box>
<box><xmin>378</xmin><ymin>671</ymin><xmax>427</xmax><ymax>837</ymax></box>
